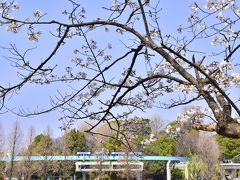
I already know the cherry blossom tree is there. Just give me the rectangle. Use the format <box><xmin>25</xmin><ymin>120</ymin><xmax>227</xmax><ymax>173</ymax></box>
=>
<box><xmin>0</xmin><ymin>0</ymin><xmax>240</xmax><ymax>138</ymax></box>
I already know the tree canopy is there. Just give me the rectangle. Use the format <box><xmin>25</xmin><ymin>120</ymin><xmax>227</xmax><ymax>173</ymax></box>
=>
<box><xmin>30</xmin><ymin>134</ymin><xmax>53</xmax><ymax>155</ymax></box>
<box><xmin>64</xmin><ymin>129</ymin><xmax>86</xmax><ymax>155</ymax></box>
<box><xmin>217</xmin><ymin>135</ymin><xmax>240</xmax><ymax>160</ymax></box>
<box><xmin>0</xmin><ymin>0</ymin><xmax>240</xmax><ymax>138</ymax></box>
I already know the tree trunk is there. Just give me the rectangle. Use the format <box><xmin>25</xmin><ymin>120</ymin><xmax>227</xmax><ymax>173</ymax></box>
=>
<box><xmin>217</xmin><ymin>121</ymin><xmax>240</xmax><ymax>138</ymax></box>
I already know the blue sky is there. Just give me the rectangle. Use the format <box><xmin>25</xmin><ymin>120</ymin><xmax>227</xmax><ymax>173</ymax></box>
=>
<box><xmin>0</xmin><ymin>0</ymin><xmax>191</xmax><ymax>137</ymax></box>
<box><xmin>1</xmin><ymin>0</ymin><xmax>239</xmax><ymax>138</ymax></box>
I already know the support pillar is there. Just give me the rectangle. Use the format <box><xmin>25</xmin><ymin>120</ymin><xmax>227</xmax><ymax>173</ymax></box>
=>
<box><xmin>166</xmin><ymin>160</ymin><xmax>171</xmax><ymax>180</ymax></box>
<box><xmin>184</xmin><ymin>162</ymin><xmax>189</xmax><ymax>180</ymax></box>
<box><xmin>82</xmin><ymin>172</ymin><xmax>86</xmax><ymax>180</ymax></box>
<box><xmin>72</xmin><ymin>174</ymin><xmax>76</xmax><ymax>180</ymax></box>
<box><xmin>136</xmin><ymin>173</ymin><xmax>142</xmax><ymax>180</ymax></box>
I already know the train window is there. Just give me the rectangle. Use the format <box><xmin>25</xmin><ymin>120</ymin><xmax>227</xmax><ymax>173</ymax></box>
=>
<box><xmin>77</xmin><ymin>152</ymin><xmax>91</xmax><ymax>156</ymax></box>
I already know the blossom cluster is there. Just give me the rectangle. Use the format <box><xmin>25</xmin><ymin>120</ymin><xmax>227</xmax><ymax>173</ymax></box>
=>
<box><xmin>174</xmin><ymin>84</ymin><xmax>196</xmax><ymax>94</ymax></box>
<box><xmin>204</xmin><ymin>0</ymin><xmax>235</xmax><ymax>11</ymax></box>
<box><xmin>27</xmin><ymin>30</ymin><xmax>42</xmax><ymax>42</ymax></box>
<box><xmin>1</xmin><ymin>1</ymin><xmax>19</xmax><ymax>17</ymax></box>
<box><xmin>165</xmin><ymin>125</ymin><xmax>181</xmax><ymax>137</ymax></box>
<box><xmin>6</xmin><ymin>20</ymin><xmax>20</xmax><ymax>33</ymax></box>
<box><xmin>140</xmin><ymin>134</ymin><xmax>157</xmax><ymax>146</ymax></box>
<box><xmin>217</xmin><ymin>72</ymin><xmax>240</xmax><ymax>88</ymax></box>
<box><xmin>211</xmin><ymin>36</ymin><xmax>230</xmax><ymax>47</ymax></box>
<box><xmin>177</xmin><ymin>107</ymin><xmax>209</xmax><ymax>123</ymax></box>
<box><xmin>33</xmin><ymin>10</ymin><xmax>43</xmax><ymax>18</ymax></box>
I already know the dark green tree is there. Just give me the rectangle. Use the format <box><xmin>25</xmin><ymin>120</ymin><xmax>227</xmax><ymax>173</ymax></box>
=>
<box><xmin>171</xmin><ymin>168</ymin><xmax>184</xmax><ymax>180</ymax></box>
<box><xmin>144</xmin><ymin>135</ymin><xmax>176</xmax><ymax>156</ymax></box>
<box><xmin>30</xmin><ymin>132</ymin><xmax>53</xmax><ymax>180</ymax></box>
<box><xmin>65</xmin><ymin>129</ymin><xmax>87</xmax><ymax>155</ymax></box>
<box><xmin>216</xmin><ymin>135</ymin><xmax>240</xmax><ymax>160</ymax></box>
<box><xmin>143</xmin><ymin>135</ymin><xmax>177</xmax><ymax>179</ymax></box>
<box><xmin>31</xmin><ymin>134</ymin><xmax>53</xmax><ymax>155</ymax></box>
<box><xmin>104</xmin><ymin>138</ymin><xmax>123</xmax><ymax>152</ymax></box>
